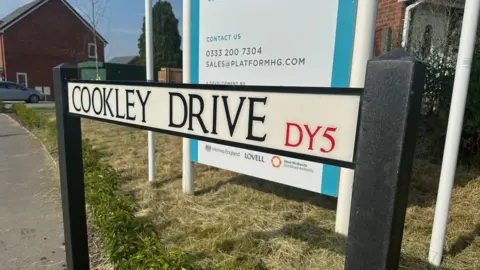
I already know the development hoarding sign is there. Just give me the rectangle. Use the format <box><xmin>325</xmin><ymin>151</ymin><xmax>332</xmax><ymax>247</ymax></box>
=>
<box><xmin>189</xmin><ymin>0</ymin><xmax>357</xmax><ymax>196</ymax></box>
<box><xmin>67</xmin><ymin>81</ymin><xmax>361</xmax><ymax>166</ymax></box>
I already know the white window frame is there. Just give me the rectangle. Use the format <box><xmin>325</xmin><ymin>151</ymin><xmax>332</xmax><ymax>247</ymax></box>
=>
<box><xmin>88</xmin><ymin>43</ymin><xmax>97</xmax><ymax>59</ymax></box>
<box><xmin>16</xmin><ymin>72</ymin><xmax>28</xmax><ymax>87</ymax></box>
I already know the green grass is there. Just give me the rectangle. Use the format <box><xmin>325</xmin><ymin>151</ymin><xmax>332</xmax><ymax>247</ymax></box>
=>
<box><xmin>31</xmin><ymin>106</ymin><xmax>55</xmax><ymax>111</ymax></box>
<box><xmin>0</xmin><ymin>98</ymin><xmax>4</xmax><ymax>113</ymax></box>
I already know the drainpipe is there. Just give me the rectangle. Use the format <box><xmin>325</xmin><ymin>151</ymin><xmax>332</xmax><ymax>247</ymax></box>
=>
<box><xmin>0</xmin><ymin>34</ymin><xmax>6</xmax><ymax>81</ymax></box>
<box><xmin>402</xmin><ymin>0</ymin><xmax>425</xmax><ymax>48</ymax></box>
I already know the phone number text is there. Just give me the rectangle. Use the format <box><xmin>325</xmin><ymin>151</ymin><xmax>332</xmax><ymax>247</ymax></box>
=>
<box><xmin>205</xmin><ymin>47</ymin><xmax>263</xmax><ymax>58</ymax></box>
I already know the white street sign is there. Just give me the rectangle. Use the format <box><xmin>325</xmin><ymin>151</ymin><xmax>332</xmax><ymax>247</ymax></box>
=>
<box><xmin>68</xmin><ymin>81</ymin><xmax>361</xmax><ymax>165</ymax></box>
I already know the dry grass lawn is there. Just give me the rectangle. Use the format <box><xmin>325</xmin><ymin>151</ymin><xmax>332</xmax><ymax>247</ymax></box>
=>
<box><xmin>80</xmin><ymin>119</ymin><xmax>480</xmax><ymax>270</ymax></box>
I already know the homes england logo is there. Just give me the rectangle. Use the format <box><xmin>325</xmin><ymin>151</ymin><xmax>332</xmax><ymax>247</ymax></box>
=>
<box><xmin>205</xmin><ymin>144</ymin><xmax>212</xmax><ymax>152</ymax></box>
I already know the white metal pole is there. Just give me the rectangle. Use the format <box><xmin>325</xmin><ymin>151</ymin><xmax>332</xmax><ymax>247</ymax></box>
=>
<box><xmin>335</xmin><ymin>0</ymin><xmax>378</xmax><ymax>236</ymax></box>
<box><xmin>145</xmin><ymin>0</ymin><xmax>155</xmax><ymax>182</ymax></box>
<box><xmin>182</xmin><ymin>0</ymin><xmax>195</xmax><ymax>194</ymax></box>
<box><xmin>429</xmin><ymin>0</ymin><xmax>480</xmax><ymax>266</ymax></box>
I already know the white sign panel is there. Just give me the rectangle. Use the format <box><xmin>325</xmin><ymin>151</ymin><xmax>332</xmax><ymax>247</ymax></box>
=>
<box><xmin>189</xmin><ymin>0</ymin><xmax>357</xmax><ymax>196</ymax></box>
<box><xmin>195</xmin><ymin>143</ymin><xmax>333</xmax><ymax>194</ymax></box>
<box><xmin>68</xmin><ymin>82</ymin><xmax>360</xmax><ymax>165</ymax></box>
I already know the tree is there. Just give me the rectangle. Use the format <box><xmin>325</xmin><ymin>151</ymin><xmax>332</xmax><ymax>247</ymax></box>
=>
<box><xmin>76</xmin><ymin>0</ymin><xmax>109</xmax><ymax>79</ymax></box>
<box><xmin>137</xmin><ymin>1</ymin><xmax>182</xmax><ymax>70</ymax></box>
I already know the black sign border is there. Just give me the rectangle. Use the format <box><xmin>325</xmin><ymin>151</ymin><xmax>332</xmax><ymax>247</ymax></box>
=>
<box><xmin>67</xmin><ymin>80</ymin><xmax>362</xmax><ymax>169</ymax></box>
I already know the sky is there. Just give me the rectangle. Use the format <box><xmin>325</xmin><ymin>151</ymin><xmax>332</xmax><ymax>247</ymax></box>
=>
<box><xmin>0</xmin><ymin>0</ymin><xmax>183</xmax><ymax>61</ymax></box>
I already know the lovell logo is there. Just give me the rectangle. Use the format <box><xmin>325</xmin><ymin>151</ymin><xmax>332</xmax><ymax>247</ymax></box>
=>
<box><xmin>205</xmin><ymin>144</ymin><xmax>212</xmax><ymax>152</ymax></box>
<box><xmin>271</xmin><ymin>156</ymin><xmax>282</xmax><ymax>168</ymax></box>
<box><xmin>244</xmin><ymin>153</ymin><xmax>265</xmax><ymax>163</ymax></box>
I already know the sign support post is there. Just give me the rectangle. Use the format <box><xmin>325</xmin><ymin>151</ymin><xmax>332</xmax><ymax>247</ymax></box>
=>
<box><xmin>145</xmin><ymin>0</ymin><xmax>155</xmax><ymax>182</ymax></box>
<box><xmin>181</xmin><ymin>0</ymin><xmax>195</xmax><ymax>195</ymax></box>
<box><xmin>429</xmin><ymin>0</ymin><xmax>480</xmax><ymax>266</ymax></box>
<box><xmin>53</xmin><ymin>64</ymin><xmax>90</xmax><ymax>269</ymax></box>
<box><xmin>345</xmin><ymin>49</ymin><xmax>425</xmax><ymax>269</ymax></box>
<box><xmin>336</xmin><ymin>0</ymin><xmax>378</xmax><ymax>236</ymax></box>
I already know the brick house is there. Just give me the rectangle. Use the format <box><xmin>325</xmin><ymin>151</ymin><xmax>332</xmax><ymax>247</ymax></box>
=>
<box><xmin>0</xmin><ymin>0</ymin><xmax>107</xmax><ymax>101</ymax></box>
<box><xmin>375</xmin><ymin>0</ymin><xmax>464</xmax><ymax>58</ymax></box>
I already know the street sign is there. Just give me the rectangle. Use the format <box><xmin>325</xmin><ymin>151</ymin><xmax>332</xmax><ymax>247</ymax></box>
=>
<box><xmin>68</xmin><ymin>81</ymin><xmax>361</xmax><ymax>166</ymax></box>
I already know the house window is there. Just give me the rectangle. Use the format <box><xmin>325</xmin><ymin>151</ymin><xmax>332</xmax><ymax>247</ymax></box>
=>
<box><xmin>16</xmin><ymin>72</ymin><xmax>28</xmax><ymax>87</ymax></box>
<box><xmin>88</xmin><ymin>43</ymin><xmax>97</xmax><ymax>59</ymax></box>
<box><xmin>422</xmin><ymin>25</ymin><xmax>433</xmax><ymax>58</ymax></box>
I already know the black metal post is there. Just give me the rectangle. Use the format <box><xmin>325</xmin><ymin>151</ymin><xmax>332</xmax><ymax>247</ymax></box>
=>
<box><xmin>345</xmin><ymin>49</ymin><xmax>425</xmax><ymax>269</ymax></box>
<box><xmin>53</xmin><ymin>63</ymin><xmax>90</xmax><ymax>269</ymax></box>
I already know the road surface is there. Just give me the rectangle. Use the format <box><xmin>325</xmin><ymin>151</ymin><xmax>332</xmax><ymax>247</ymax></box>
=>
<box><xmin>0</xmin><ymin>114</ymin><xmax>65</xmax><ymax>269</ymax></box>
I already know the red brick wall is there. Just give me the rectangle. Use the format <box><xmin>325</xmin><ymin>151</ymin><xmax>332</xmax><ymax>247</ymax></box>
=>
<box><xmin>3</xmin><ymin>0</ymin><xmax>105</xmax><ymax>100</ymax></box>
<box><xmin>375</xmin><ymin>0</ymin><xmax>407</xmax><ymax>55</ymax></box>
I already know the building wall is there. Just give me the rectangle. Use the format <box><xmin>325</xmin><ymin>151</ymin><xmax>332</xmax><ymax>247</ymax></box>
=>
<box><xmin>408</xmin><ymin>4</ymin><xmax>449</xmax><ymax>57</ymax></box>
<box><xmin>3</xmin><ymin>0</ymin><xmax>105</xmax><ymax>100</ymax></box>
<box><xmin>375</xmin><ymin>0</ymin><xmax>407</xmax><ymax>55</ymax></box>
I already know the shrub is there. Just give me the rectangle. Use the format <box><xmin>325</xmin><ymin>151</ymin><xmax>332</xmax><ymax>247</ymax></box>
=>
<box><xmin>461</xmin><ymin>54</ymin><xmax>480</xmax><ymax>162</ymax></box>
<box><xmin>415</xmin><ymin>52</ymin><xmax>456</xmax><ymax>162</ymax></box>
<box><xmin>11</xmin><ymin>104</ymin><xmax>47</xmax><ymax>128</ymax></box>
<box><xmin>414</xmin><ymin>41</ymin><xmax>480</xmax><ymax>165</ymax></box>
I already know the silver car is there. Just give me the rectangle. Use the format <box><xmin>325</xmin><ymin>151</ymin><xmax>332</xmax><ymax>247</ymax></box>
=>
<box><xmin>0</xmin><ymin>81</ymin><xmax>44</xmax><ymax>103</ymax></box>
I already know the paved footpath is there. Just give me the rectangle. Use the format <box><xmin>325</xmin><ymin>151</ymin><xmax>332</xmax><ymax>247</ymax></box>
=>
<box><xmin>0</xmin><ymin>114</ymin><xmax>66</xmax><ymax>269</ymax></box>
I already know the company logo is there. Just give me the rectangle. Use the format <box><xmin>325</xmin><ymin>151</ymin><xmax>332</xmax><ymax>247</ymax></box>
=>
<box><xmin>283</xmin><ymin>159</ymin><xmax>314</xmax><ymax>173</ymax></box>
<box><xmin>244</xmin><ymin>153</ymin><xmax>265</xmax><ymax>163</ymax></box>
<box><xmin>204</xmin><ymin>144</ymin><xmax>241</xmax><ymax>157</ymax></box>
<box><xmin>271</xmin><ymin>156</ymin><xmax>282</xmax><ymax>168</ymax></box>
